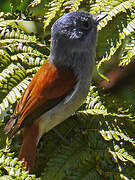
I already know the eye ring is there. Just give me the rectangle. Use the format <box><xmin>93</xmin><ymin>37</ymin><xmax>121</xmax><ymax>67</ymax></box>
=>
<box><xmin>81</xmin><ymin>20</ymin><xmax>92</xmax><ymax>30</ymax></box>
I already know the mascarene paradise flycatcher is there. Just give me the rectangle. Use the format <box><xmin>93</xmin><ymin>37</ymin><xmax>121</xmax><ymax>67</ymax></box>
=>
<box><xmin>4</xmin><ymin>11</ymin><xmax>106</xmax><ymax>172</ymax></box>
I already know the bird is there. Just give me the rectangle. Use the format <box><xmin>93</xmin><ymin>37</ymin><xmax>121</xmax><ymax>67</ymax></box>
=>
<box><xmin>4</xmin><ymin>11</ymin><xmax>106</xmax><ymax>172</ymax></box>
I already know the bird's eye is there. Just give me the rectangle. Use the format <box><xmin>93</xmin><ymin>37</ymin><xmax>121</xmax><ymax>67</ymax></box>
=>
<box><xmin>81</xmin><ymin>20</ymin><xmax>91</xmax><ymax>30</ymax></box>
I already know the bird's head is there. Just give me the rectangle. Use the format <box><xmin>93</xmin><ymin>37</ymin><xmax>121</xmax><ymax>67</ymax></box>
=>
<box><xmin>50</xmin><ymin>11</ymin><xmax>106</xmax><ymax>67</ymax></box>
<box><xmin>51</xmin><ymin>12</ymin><xmax>99</xmax><ymax>52</ymax></box>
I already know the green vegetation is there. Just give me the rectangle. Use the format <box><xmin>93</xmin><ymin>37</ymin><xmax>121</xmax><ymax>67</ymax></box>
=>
<box><xmin>0</xmin><ymin>0</ymin><xmax>135</xmax><ymax>179</ymax></box>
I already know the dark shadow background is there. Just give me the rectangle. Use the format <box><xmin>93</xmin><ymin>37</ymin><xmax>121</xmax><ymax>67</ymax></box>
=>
<box><xmin>0</xmin><ymin>0</ymin><xmax>11</xmax><ymax>12</ymax></box>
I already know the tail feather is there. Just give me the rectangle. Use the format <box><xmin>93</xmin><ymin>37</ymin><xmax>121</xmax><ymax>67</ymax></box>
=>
<box><xmin>4</xmin><ymin>115</ymin><xmax>21</xmax><ymax>139</ymax></box>
<box><xmin>4</xmin><ymin>99</ymin><xmax>22</xmax><ymax>136</ymax></box>
<box><xmin>19</xmin><ymin>123</ymin><xmax>39</xmax><ymax>172</ymax></box>
<box><xmin>4</xmin><ymin>117</ymin><xmax>17</xmax><ymax>135</ymax></box>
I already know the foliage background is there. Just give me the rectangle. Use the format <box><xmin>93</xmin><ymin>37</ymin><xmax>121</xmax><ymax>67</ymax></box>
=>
<box><xmin>0</xmin><ymin>0</ymin><xmax>135</xmax><ymax>179</ymax></box>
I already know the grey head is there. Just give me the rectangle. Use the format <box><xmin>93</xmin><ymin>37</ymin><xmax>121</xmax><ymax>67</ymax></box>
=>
<box><xmin>50</xmin><ymin>11</ymin><xmax>100</xmax><ymax>67</ymax></box>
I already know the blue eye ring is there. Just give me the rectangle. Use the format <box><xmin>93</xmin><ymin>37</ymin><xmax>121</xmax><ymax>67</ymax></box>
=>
<box><xmin>81</xmin><ymin>20</ymin><xmax>92</xmax><ymax>31</ymax></box>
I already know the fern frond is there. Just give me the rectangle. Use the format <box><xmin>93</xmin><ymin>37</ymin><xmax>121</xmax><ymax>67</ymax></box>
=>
<box><xmin>0</xmin><ymin>63</ymin><xmax>26</xmax><ymax>94</ymax></box>
<box><xmin>42</xmin><ymin>135</ymin><xmax>115</xmax><ymax>180</ymax></box>
<box><xmin>43</xmin><ymin>0</ymin><xmax>64</xmax><ymax>30</ymax></box>
<box><xmin>97</xmin><ymin>16</ymin><xmax>135</xmax><ymax>80</ymax></box>
<box><xmin>10</xmin><ymin>0</ymin><xmax>31</xmax><ymax>12</ymax></box>
<box><xmin>119</xmin><ymin>45</ymin><xmax>135</xmax><ymax>66</ymax></box>
<box><xmin>63</xmin><ymin>0</ymin><xmax>83</xmax><ymax>12</ymax></box>
<box><xmin>10</xmin><ymin>0</ymin><xmax>21</xmax><ymax>12</ymax></box>
<box><xmin>0</xmin><ymin>18</ymin><xmax>48</xmax><ymax>120</ymax></box>
<box><xmin>90</xmin><ymin>0</ymin><xmax>134</xmax><ymax>15</ymax></box>
<box><xmin>119</xmin><ymin>19</ymin><xmax>135</xmax><ymax>67</ymax></box>
<box><xmin>27</xmin><ymin>0</ymin><xmax>50</xmax><ymax>18</ymax></box>
<box><xmin>85</xmin><ymin>85</ymin><xmax>107</xmax><ymax>111</ymax></box>
<box><xmin>0</xmin><ymin>139</ymin><xmax>39</xmax><ymax>179</ymax></box>
<box><xmin>100</xmin><ymin>129</ymin><xmax>135</xmax><ymax>145</ymax></box>
<box><xmin>98</xmin><ymin>0</ymin><xmax>134</xmax><ymax>30</ymax></box>
<box><xmin>0</xmin><ymin>77</ymin><xmax>31</xmax><ymax>116</ymax></box>
<box><xmin>82</xmin><ymin>85</ymin><xmax>131</xmax><ymax>118</ymax></box>
<box><xmin>64</xmin><ymin>160</ymin><xmax>128</xmax><ymax>180</ymax></box>
<box><xmin>90</xmin><ymin>0</ymin><xmax>119</xmax><ymax>14</ymax></box>
<box><xmin>0</xmin><ymin>49</ymin><xmax>11</xmax><ymax>70</ymax></box>
<box><xmin>110</xmin><ymin>144</ymin><xmax>135</xmax><ymax>164</ymax></box>
<box><xmin>11</xmin><ymin>53</ymin><xmax>46</xmax><ymax>67</ymax></box>
<box><xmin>8</xmin><ymin>43</ymin><xmax>47</xmax><ymax>56</ymax></box>
<box><xmin>123</xmin><ymin>18</ymin><xmax>135</xmax><ymax>36</ymax></box>
<box><xmin>0</xmin><ymin>2</ymin><xmax>135</xmax><ymax>179</ymax></box>
<box><xmin>43</xmin><ymin>136</ymin><xmax>92</xmax><ymax>180</ymax></box>
<box><xmin>78</xmin><ymin>85</ymin><xmax>135</xmax><ymax>148</ymax></box>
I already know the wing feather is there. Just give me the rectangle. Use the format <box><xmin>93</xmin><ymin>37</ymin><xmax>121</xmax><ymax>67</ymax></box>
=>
<box><xmin>4</xmin><ymin>60</ymin><xmax>76</xmax><ymax>137</ymax></box>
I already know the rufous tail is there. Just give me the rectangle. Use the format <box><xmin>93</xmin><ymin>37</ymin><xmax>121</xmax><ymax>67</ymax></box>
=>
<box><xmin>19</xmin><ymin>123</ymin><xmax>39</xmax><ymax>172</ymax></box>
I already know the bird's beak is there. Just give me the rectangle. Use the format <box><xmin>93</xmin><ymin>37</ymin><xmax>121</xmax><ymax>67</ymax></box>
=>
<box><xmin>96</xmin><ymin>14</ymin><xmax>107</xmax><ymax>24</ymax></box>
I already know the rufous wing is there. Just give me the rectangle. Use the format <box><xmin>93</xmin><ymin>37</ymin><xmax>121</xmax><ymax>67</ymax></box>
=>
<box><xmin>4</xmin><ymin>60</ymin><xmax>76</xmax><ymax>138</ymax></box>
